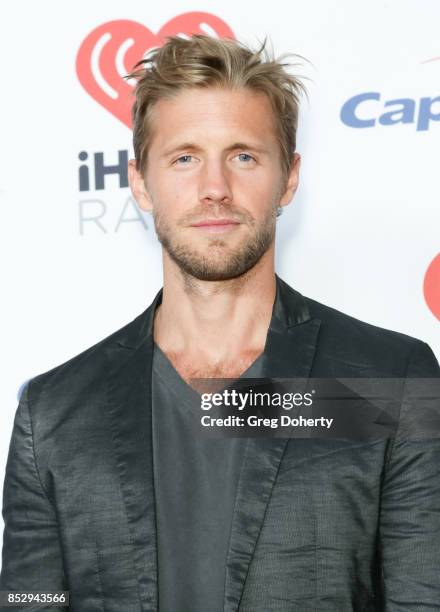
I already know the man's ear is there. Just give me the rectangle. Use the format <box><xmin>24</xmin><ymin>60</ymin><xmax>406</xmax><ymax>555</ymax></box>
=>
<box><xmin>128</xmin><ymin>159</ymin><xmax>153</xmax><ymax>212</ymax></box>
<box><xmin>279</xmin><ymin>153</ymin><xmax>301</xmax><ymax>207</ymax></box>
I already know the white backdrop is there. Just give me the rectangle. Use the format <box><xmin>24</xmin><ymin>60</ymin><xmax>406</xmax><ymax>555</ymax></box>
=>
<box><xmin>1</xmin><ymin>0</ymin><xmax>439</xmax><ymax>549</ymax></box>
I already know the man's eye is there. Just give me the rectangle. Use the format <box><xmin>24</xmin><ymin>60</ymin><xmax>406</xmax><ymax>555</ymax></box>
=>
<box><xmin>236</xmin><ymin>153</ymin><xmax>255</xmax><ymax>163</ymax></box>
<box><xmin>174</xmin><ymin>155</ymin><xmax>194</xmax><ymax>164</ymax></box>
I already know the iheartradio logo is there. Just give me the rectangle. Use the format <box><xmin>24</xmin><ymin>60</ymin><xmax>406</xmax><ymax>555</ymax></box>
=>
<box><xmin>76</xmin><ymin>14</ymin><xmax>235</xmax><ymax>128</ymax></box>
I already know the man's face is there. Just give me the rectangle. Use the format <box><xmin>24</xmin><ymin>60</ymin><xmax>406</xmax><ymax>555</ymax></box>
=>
<box><xmin>129</xmin><ymin>86</ymin><xmax>300</xmax><ymax>281</ymax></box>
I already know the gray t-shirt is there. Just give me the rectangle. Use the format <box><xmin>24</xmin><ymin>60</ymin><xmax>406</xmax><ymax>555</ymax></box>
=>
<box><xmin>152</xmin><ymin>343</ymin><xmax>263</xmax><ymax>611</ymax></box>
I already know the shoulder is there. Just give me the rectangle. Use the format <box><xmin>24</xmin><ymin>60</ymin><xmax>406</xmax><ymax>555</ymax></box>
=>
<box><xmin>306</xmin><ymin>295</ymin><xmax>419</xmax><ymax>348</ymax></box>
<box><xmin>303</xmin><ymin>295</ymin><xmax>439</xmax><ymax>377</ymax></box>
<box><xmin>23</xmin><ymin>307</ymin><xmax>149</xmax><ymax>404</ymax></box>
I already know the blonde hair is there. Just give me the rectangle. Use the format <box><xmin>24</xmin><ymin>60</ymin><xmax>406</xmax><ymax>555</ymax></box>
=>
<box><xmin>125</xmin><ymin>35</ymin><xmax>308</xmax><ymax>180</ymax></box>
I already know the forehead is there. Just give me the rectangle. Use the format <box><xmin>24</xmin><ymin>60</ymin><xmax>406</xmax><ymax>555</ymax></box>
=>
<box><xmin>147</xmin><ymin>86</ymin><xmax>279</xmax><ymax>151</ymax></box>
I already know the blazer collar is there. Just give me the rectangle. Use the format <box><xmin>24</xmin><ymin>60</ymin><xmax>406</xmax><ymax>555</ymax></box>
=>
<box><xmin>105</xmin><ymin>274</ymin><xmax>321</xmax><ymax>612</ymax></box>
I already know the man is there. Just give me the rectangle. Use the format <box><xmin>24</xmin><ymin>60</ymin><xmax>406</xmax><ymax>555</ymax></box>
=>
<box><xmin>1</xmin><ymin>34</ymin><xmax>439</xmax><ymax>611</ymax></box>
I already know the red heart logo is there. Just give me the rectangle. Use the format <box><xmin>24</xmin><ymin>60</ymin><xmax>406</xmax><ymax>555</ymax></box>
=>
<box><xmin>424</xmin><ymin>253</ymin><xmax>440</xmax><ymax>321</ymax></box>
<box><xmin>76</xmin><ymin>13</ymin><xmax>235</xmax><ymax>128</ymax></box>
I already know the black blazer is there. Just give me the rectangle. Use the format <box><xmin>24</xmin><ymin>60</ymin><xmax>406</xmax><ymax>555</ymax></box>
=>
<box><xmin>1</xmin><ymin>275</ymin><xmax>439</xmax><ymax>611</ymax></box>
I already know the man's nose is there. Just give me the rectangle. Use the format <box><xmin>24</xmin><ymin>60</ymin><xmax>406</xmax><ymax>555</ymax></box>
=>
<box><xmin>198</xmin><ymin>159</ymin><xmax>233</xmax><ymax>205</ymax></box>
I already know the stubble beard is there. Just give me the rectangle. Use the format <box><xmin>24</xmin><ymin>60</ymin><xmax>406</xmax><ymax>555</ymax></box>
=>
<box><xmin>153</xmin><ymin>203</ymin><xmax>279</xmax><ymax>282</ymax></box>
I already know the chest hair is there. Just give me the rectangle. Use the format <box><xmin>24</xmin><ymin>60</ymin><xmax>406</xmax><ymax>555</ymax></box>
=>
<box><xmin>167</xmin><ymin>350</ymin><xmax>263</xmax><ymax>383</ymax></box>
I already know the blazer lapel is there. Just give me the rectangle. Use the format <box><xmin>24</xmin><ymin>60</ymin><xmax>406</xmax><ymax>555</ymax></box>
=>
<box><xmin>224</xmin><ymin>275</ymin><xmax>321</xmax><ymax>612</ymax></box>
<box><xmin>105</xmin><ymin>289</ymin><xmax>163</xmax><ymax>611</ymax></box>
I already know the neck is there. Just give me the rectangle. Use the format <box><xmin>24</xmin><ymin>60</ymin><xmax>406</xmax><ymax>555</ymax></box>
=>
<box><xmin>153</xmin><ymin>250</ymin><xmax>276</xmax><ymax>364</ymax></box>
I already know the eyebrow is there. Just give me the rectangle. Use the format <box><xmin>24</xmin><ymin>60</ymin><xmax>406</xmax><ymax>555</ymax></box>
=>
<box><xmin>161</xmin><ymin>141</ymin><xmax>270</xmax><ymax>158</ymax></box>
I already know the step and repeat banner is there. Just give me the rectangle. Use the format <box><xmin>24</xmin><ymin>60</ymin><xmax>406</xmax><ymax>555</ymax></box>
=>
<box><xmin>0</xmin><ymin>0</ymin><xmax>439</xmax><ymax>518</ymax></box>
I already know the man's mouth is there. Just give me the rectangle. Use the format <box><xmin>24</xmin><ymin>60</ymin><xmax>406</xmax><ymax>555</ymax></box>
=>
<box><xmin>190</xmin><ymin>218</ymin><xmax>241</xmax><ymax>233</ymax></box>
